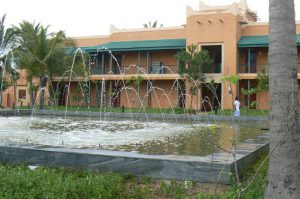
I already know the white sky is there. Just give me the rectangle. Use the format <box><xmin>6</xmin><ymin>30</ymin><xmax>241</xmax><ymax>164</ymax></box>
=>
<box><xmin>0</xmin><ymin>0</ymin><xmax>298</xmax><ymax>37</ymax></box>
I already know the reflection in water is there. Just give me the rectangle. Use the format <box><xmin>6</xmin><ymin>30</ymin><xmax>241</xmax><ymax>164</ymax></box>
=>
<box><xmin>0</xmin><ymin>116</ymin><xmax>267</xmax><ymax>156</ymax></box>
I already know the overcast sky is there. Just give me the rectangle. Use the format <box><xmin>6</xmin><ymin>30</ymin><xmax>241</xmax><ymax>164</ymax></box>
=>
<box><xmin>0</xmin><ymin>0</ymin><xmax>298</xmax><ymax>37</ymax></box>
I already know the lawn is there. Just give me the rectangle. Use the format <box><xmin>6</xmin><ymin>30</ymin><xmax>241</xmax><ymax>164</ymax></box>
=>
<box><xmin>210</xmin><ymin>108</ymin><xmax>269</xmax><ymax>117</ymax></box>
<box><xmin>0</xmin><ymin>153</ymin><xmax>268</xmax><ymax>199</ymax></box>
<box><xmin>17</xmin><ymin>105</ymin><xmax>269</xmax><ymax>116</ymax></box>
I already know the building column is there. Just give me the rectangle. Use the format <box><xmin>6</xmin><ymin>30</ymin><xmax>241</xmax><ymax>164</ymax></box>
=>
<box><xmin>95</xmin><ymin>54</ymin><xmax>98</xmax><ymax>75</ymax></box>
<box><xmin>95</xmin><ymin>81</ymin><xmax>99</xmax><ymax>107</ymax></box>
<box><xmin>146</xmin><ymin>51</ymin><xmax>151</xmax><ymax>107</ymax></box>
<box><xmin>247</xmin><ymin>79</ymin><xmax>251</xmax><ymax>109</ymax></box>
<box><xmin>109</xmin><ymin>54</ymin><xmax>113</xmax><ymax>107</ymax></box>
<box><xmin>88</xmin><ymin>81</ymin><xmax>91</xmax><ymax>107</ymax></box>
<box><xmin>137</xmin><ymin>51</ymin><xmax>141</xmax><ymax>74</ymax></box>
<box><xmin>176</xmin><ymin>51</ymin><xmax>180</xmax><ymax>107</ymax></box>
<box><xmin>109</xmin><ymin>53</ymin><xmax>113</xmax><ymax>73</ymax></box>
<box><xmin>109</xmin><ymin>81</ymin><xmax>112</xmax><ymax>108</ymax></box>
<box><xmin>147</xmin><ymin>51</ymin><xmax>150</xmax><ymax>74</ymax></box>
<box><xmin>88</xmin><ymin>54</ymin><xmax>91</xmax><ymax>72</ymax></box>
<box><xmin>101</xmin><ymin>53</ymin><xmax>105</xmax><ymax>75</ymax></box>
<box><xmin>237</xmin><ymin>48</ymin><xmax>240</xmax><ymax>73</ymax></box>
<box><xmin>247</xmin><ymin>48</ymin><xmax>251</xmax><ymax>73</ymax></box>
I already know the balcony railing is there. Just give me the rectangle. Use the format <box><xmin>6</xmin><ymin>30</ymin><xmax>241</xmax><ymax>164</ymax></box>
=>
<box><xmin>90</xmin><ymin>65</ymin><xmax>179</xmax><ymax>75</ymax></box>
<box><xmin>203</xmin><ymin>64</ymin><xmax>222</xmax><ymax>73</ymax></box>
<box><xmin>239</xmin><ymin>64</ymin><xmax>267</xmax><ymax>73</ymax></box>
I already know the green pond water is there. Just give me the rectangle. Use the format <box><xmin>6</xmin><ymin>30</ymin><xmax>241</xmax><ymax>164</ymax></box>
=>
<box><xmin>0</xmin><ymin>116</ymin><xmax>268</xmax><ymax>156</ymax></box>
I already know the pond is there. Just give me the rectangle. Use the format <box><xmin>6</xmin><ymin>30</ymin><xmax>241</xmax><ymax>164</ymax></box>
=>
<box><xmin>0</xmin><ymin>116</ymin><xmax>267</xmax><ymax>156</ymax></box>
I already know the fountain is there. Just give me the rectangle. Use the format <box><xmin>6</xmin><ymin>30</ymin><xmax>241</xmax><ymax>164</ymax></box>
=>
<box><xmin>0</xmin><ymin>48</ymin><xmax>269</xmax><ymax>184</ymax></box>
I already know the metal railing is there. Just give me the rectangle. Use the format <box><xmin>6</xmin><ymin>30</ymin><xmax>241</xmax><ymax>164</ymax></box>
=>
<box><xmin>238</xmin><ymin>64</ymin><xmax>267</xmax><ymax>73</ymax></box>
<box><xmin>90</xmin><ymin>65</ymin><xmax>179</xmax><ymax>75</ymax></box>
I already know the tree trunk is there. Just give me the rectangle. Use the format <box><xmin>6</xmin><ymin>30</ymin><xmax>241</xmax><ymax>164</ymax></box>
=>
<box><xmin>13</xmin><ymin>81</ymin><xmax>16</xmax><ymax>109</ymax></box>
<box><xmin>39</xmin><ymin>76</ymin><xmax>47</xmax><ymax>110</ymax></box>
<box><xmin>29</xmin><ymin>78</ymin><xmax>34</xmax><ymax>108</ymax></box>
<box><xmin>265</xmin><ymin>0</ymin><xmax>300</xmax><ymax>198</ymax></box>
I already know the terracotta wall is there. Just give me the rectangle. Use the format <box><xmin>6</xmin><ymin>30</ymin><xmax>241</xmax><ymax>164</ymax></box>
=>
<box><xmin>110</xmin><ymin>28</ymin><xmax>186</xmax><ymax>42</ymax></box>
<box><xmin>73</xmin><ymin>36</ymin><xmax>110</xmax><ymax>47</ymax></box>
<box><xmin>150</xmin><ymin>80</ymin><xmax>178</xmax><ymax>108</ymax></box>
<box><xmin>73</xmin><ymin>28</ymin><xmax>186</xmax><ymax>48</ymax></box>
<box><xmin>120</xmin><ymin>81</ymin><xmax>146</xmax><ymax>108</ymax></box>
<box><xmin>186</xmin><ymin>13</ymin><xmax>241</xmax><ymax>109</ymax></box>
<box><xmin>118</xmin><ymin>80</ymin><xmax>178</xmax><ymax>109</ymax></box>
<box><xmin>241</xmin><ymin>23</ymin><xmax>300</xmax><ymax>36</ymax></box>
<box><xmin>256</xmin><ymin>92</ymin><xmax>269</xmax><ymax>110</ymax></box>
<box><xmin>241</xmin><ymin>24</ymin><xmax>268</xmax><ymax>36</ymax></box>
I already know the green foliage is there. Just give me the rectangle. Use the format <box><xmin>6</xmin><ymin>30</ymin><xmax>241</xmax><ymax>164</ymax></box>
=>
<box><xmin>143</xmin><ymin>20</ymin><xmax>163</xmax><ymax>28</ymax></box>
<box><xmin>208</xmin><ymin>125</ymin><xmax>219</xmax><ymax>135</ymax></box>
<box><xmin>14</xmin><ymin>21</ymin><xmax>75</xmax><ymax>79</ymax></box>
<box><xmin>256</xmin><ymin>71</ymin><xmax>269</xmax><ymax>92</ymax></box>
<box><xmin>176</xmin><ymin>44</ymin><xmax>212</xmax><ymax>82</ymax></box>
<box><xmin>125</xmin><ymin>75</ymin><xmax>144</xmax><ymax>87</ymax></box>
<box><xmin>197</xmin><ymin>153</ymin><xmax>268</xmax><ymax>199</ymax></box>
<box><xmin>0</xmin><ymin>14</ymin><xmax>17</xmax><ymax>56</ymax></box>
<box><xmin>159</xmin><ymin>180</ymin><xmax>186</xmax><ymax>199</ymax></box>
<box><xmin>13</xmin><ymin>21</ymin><xmax>80</xmax><ymax>109</ymax></box>
<box><xmin>250</xmin><ymin>101</ymin><xmax>257</xmax><ymax>108</ymax></box>
<box><xmin>0</xmin><ymin>164</ymin><xmax>124</xmax><ymax>199</ymax></box>
<box><xmin>0</xmin><ymin>77</ymin><xmax>8</xmax><ymax>91</ymax></box>
<box><xmin>208</xmin><ymin>108</ymin><xmax>268</xmax><ymax>116</ymax></box>
<box><xmin>241</xmin><ymin>88</ymin><xmax>256</xmax><ymax>96</ymax></box>
<box><xmin>0</xmin><ymin>152</ymin><xmax>268</xmax><ymax>199</ymax></box>
<box><xmin>176</xmin><ymin>44</ymin><xmax>212</xmax><ymax>109</ymax></box>
<box><xmin>221</xmin><ymin>75</ymin><xmax>240</xmax><ymax>84</ymax></box>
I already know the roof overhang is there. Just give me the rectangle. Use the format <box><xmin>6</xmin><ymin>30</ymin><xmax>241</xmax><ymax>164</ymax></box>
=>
<box><xmin>84</xmin><ymin>39</ymin><xmax>186</xmax><ymax>53</ymax></box>
<box><xmin>238</xmin><ymin>35</ymin><xmax>300</xmax><ymax>48</ymax></box>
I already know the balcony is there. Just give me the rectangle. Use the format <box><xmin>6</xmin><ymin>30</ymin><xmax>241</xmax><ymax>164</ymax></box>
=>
<box><xmin>238</xmin><ymin>64</ymin><xmax>267</xmax><ymax>74</ymax></box>
<box><xmin>90</xmin><ymin>64</ymin><xmax>178</xmax><ymax>75</ymax></box>
<box><xmin>89</xmin><ymin>64</ymin><xmax>181</xmax><ymax>81</ymax></box>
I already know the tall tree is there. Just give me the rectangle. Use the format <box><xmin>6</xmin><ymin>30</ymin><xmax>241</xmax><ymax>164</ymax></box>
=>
<box><xmin>14</xmin><ymin>21</ymin><xmax>75</xmax><ymax>109</ymax></box>
<box><xmin>176</xmin><ymin>44</ymin><xmax>212</xmax><ymax>110</ymax></box>
<box><xmin>265</xmin><ymin>0</ymin><xmax>300</xmax><ymax>198</ymax></box>
<box><xmin>0</xmin><ymin>14</ymin><xmax>17</xmax><ymax>106</ymax></box>
<box><xmin>143</xmin><ymin>20</ymin><xmax>163</xmax><ymax>28</ymax></box>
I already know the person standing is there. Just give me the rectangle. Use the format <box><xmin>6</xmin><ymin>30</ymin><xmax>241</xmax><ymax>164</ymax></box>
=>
<box><xmin>234</xmin><ymin>97</ymin><xmax>240</xmax><ymax>116</ymax></box>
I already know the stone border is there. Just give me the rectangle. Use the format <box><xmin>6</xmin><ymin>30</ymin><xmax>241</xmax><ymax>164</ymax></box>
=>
<box><xmin>0</xmin><ymin>109</ymin><xmax>269</xmax><ymax>184</ymax></box>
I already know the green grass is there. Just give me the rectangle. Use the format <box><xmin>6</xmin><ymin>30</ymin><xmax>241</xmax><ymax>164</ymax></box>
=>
<box><xmin>0</xmin><ymin>164</ymin><xmax>200</xmax><ymax>199</ymax></box>
<box><xmin>209</xmin><ymin>108</ymin><xmax>269</xmax><ymax>117</ymax></box>
<box><xmin>17</xmin><ymin>105</ymin><xmax>268</xmax><ymax>116</ymax></box>
<box><xmin>0</xmin><ymin>152</ymin><xmax>268</xmax><ymax>199</ymax></box>
<box><xmin>197</xmin><ymin>153</ymin><xmax>268</xmax><ymax>199</ymax></box>
<box><xmin>17</xmin><ymin>105</ymin><xmax>191</xmax><ymax>114</ymax></box>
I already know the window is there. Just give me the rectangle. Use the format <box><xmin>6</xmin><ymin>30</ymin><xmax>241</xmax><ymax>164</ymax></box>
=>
<box><xmin>18</xmin><ymin>90</ymin><xmax>26</xmax><ymax>99</ymax></box>
<box><xmin>201</xmin><ymin>45</ymin><xmax>222</xmax><ymax>73</ymax></box>
<box><xmin>245</xmin><ymin>50</ymin><xmax>257</xmax><ymax>73</ymax></box>
<box><xmin>90</xmin><ymin>54</ymin><xmax>98</xmax><ymax>69</ymax></box>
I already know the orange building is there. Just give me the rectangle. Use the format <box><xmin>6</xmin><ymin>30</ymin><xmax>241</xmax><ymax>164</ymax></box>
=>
<box><xmin>1</xmin><ymin>69</ymin><xmax>42</xmax><ymax>109</ymax></box>
<box><xmin>4</xmin><ymin>0</ymin><xmax>300</xmax><ymax>110</ymax></box>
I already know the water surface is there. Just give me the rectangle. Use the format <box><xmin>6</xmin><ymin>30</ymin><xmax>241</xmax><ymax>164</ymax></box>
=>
<box><xmin>0</xmin><ymin>116</ymin><xmax>267</xmax><ymax>156</ymax></box>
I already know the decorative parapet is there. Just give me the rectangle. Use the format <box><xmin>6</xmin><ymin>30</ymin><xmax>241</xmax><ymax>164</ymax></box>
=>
<box><xmin>187</xmin><ymin>0</ymin><xmax>257</xmax><ymax>22</ymax></box>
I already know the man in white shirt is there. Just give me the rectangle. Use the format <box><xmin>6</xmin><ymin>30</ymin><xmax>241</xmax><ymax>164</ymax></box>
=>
<box><xmin>234</xmin><ymin>97</ymin><xmax>240</xmax><ymax>116</ymax></box>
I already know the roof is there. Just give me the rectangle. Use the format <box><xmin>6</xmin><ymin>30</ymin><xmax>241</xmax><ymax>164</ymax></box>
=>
<box><xmin>84</xmin><ymin>39</ymin><xmax>186</xmax><ymax>52</ymax></box>
<box><xmin>65</xmin><ymin>46</ymin><xmax>90</xmax><ymax>54</ymax></box>
<box><xmin>238</xmin><ymin>35</ymin><xmax>300</xmax><ymax>48</ymax></box>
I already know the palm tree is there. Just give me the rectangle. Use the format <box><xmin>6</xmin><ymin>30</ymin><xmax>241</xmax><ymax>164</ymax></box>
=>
<box><xmin>143</xmin><ymin>20</ymin><xmax>163</xmax><ymax>28</ymax></box>
<box><xmin>0</xmin><ymin>14</ymin><xmax>17</xmax><ymax>107</ymax></box>
<box><xmin>265</xmin><ymin>0</ymin><xmax>300</xmax><ymax>198</ymax></box>
<box><xmin>14</xmin><ymin>21</ymin><xmax>74</xmax><ymax>109</ymax></box>
<box><xmin>176</xmin><ymin>44</ymin><xmax>212</xmax><ymax>110</ymax></box>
